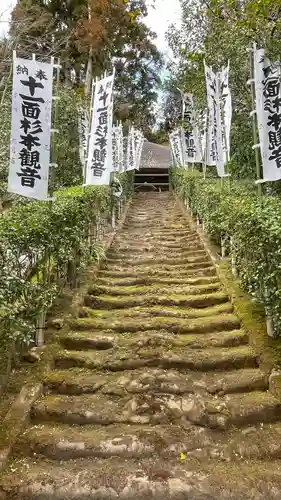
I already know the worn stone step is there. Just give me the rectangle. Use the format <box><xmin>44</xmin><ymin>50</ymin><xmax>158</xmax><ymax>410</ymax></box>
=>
<box><xmin>18</xmin><ymin>420</ymin><xmax>281</xmax><ymax>463</ymax></box>
<box><xmin>69</xmin><ymin>313</ymin><xmax>240</xmax><ymax>335</ymax></box>
<box><xmin>54</xmin><ymin>345</ymin><xmax>257</xmax><ymax>372</ymax></box>
<box><xmin>221</xmin><ymin>391</ymin><xmax>281</xmax><ymax>428</ymax></box>
<box><xmin>84</xmin><ymin>291</ymin><xmax>229</xmax><ymax>310</ymax></box>
<box><xmin>110</xmin><ymin>242</ymin><xmax>205</xmax><ymax>252</ymax></box>
<box><xmin>17</xmin><ymin>422</ymin><xmax>212</xmax><ymax>461</ymax></box>
<box><xmin>95</xmin><ymin>275</ymin><xmax>219</xmax><ymax>287</ymax></box>
<box><xmin>115</xmin><ymin>233</ymin><xmax>202</xmax><ymax>243</ymax></box>
<box><xmin>121</xmin><ymin>228</ymin><xmax>194</xmax><ymax>236</ymax></box>
<box><xmin>106</xmin><ymin>248</ymin><xmax>207</xmax><ymax>260</ymax></box>
<box><xmin>104</xmin><ymin>256</ymin><xmax>211</xmax><ymax>267</ymax></box>
<box><xmin>98</xmin><ymin>266</ymin><xmax>218</xmax><ymax>279</ymax></box>
<box><xmin>79</xmin><ymin>302</ymin><xmax>233</xmax><ymax>321</ymax></box>
<box><xmin>31</xmin><ymin>390</ymin><xmax>279</xmax><ymax>429</ymax></box>
<box><xmin>102</xmin><ymin>262</ymin><xmax>215</xmax><ymax>274</ymax></box>
<box><xmin>113</xmin><ymin>236</ymin><xmax>203</xmax><ymax>247</ymax></box>
<box><xmin>44</xmin><ymin>369</ymin><xmax>108</xmax><ymax>394</ymax></box>
<box><xmin>4</xmin><ymin>455</ymin><xmax>281</xmax><ymax>499</ymax></box>
<box><xmin>88</xmin><ymin>281</ymin><xmax>221</xmax><ymax>297</ymax></box>
<box><xmin>58</xmin><ymin>328</ymin><xmax>247</xmax><ymax>353</ymax></box>
<box><xmin>59</xmin><ymin>334</ymin><xmax>115</xmax><ymax>351</ymax></box>
<box><xmin>44</xmin><ymin>367</ymin><xmax>268</xmax><ymax>396</ymax></box>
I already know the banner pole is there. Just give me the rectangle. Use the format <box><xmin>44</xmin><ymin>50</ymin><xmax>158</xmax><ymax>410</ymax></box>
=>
<box><xmin>203</xmin><ymin>112</ymin><xmax>208</xmax><ymax>180</ymax></box>
<box><xmin>36</xmin><ymin>56</ymin><xmax>60</xmax><ymax>346</ymax></box>
<box><xmin>249</xmin><ymin>43</ymin><xmax>262</xmax><ymax>198</ymax></box>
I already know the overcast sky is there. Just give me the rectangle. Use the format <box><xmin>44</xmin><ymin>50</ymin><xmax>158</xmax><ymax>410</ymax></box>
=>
<box><xmin>0</xmin><ymin>0</ymin><xmax>181</xmax><ymax>55</ymax></box>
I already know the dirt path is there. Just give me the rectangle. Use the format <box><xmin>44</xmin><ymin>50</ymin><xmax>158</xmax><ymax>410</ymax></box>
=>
<box><xmin>2</xmin><ymin>192</ymin><xmax>281</xmax><ymax>499</ymax></box>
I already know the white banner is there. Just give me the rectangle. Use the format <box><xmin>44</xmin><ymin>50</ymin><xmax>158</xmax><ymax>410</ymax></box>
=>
<box><xmin>182</xmin><ymin>93</ymin><xmax>202</xmax><ymax>164</ymax></box>
<box><xmin>78</xmin><ymin>107</ymin><xmax>89</xmax><ymax>172</ymax></box>
<box><xmin>8</xmin><ymin>56</ymin><xmax>54</xmax><ymax>200</ymax></box>
<box><xmin>118</xmin><ymin>124</ymin><xmax>124</xmax><ymax>172</ymax></box>
<box><xmin>199</xmin><ymin>111</ymin><xmax>207</xmax><ymax>163</ymax></box>
<box><xmin>126</xmin><ymin>127</ymin><xmax>137</xmax><ymax>171</ymax></box>
<box><xmin>204</xmin><ymin>61</ymin><xmax>231</xmax><ymax>176</ymax></box>
<box><xmin>123</xmin><ymin>135</ymin><xmax>128</xmax><ymax>173</ymax></box>
<box><xmin>220</xmin><ymin>62</ymin><xmax>232</xmax><ymax>162</ymax></box>
<box><xmin>112</xmin><ymin>125</ymin><xmax>118</xmax><ymax>172</ymax></box>
<box><xmin>86</xmin><ymin>72</ymin><xmax>115</xmax><ymax>185</ymax></box>
<box><xmin>204</xmin><ymin>62</ymin><xmax>219</xmax><ymax>168</ymax></box>
<box><xmin>107</xmin><ymin>100</ymin><xmax>113</xmax><ymax>173</ymax></box>
<box><xmin>135</xmin><ymin>131</ymin><xmax>144</xmax><ymax>170</ymax></box>
<box><xmin>169</xmin><ymin>129</ymin><xmax>183</xmax><ymax>167</ymax></box>
<box><xmin>254</xmin><ymin>47</ymin><xmax>281</xmax><ymax>181</ymax></box>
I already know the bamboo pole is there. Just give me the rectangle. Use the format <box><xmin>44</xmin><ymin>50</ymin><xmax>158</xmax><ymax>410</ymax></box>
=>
<box><xmin>248</xmin><ymin>43</ymin><xmax>262</xmax><ymax>198</ymax></box>
<box><xmin>36</xmin><ymin>56</ymin><xmax>61</xmax><ymax>346</ymax></box>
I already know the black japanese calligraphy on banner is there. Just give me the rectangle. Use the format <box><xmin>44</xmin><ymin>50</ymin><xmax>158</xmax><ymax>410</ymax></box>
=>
<box><xmin>112</xmin><ymin>126</ymin><xmax>118</xmax><ymax>172</ymax></box>
<box><xmin>78</xmin><ymin>108</ymin><xmax>89</xmax><ymax>172</ymax></box>
<box><xmin>180</xmin><ymin>93</ymin><xmax>202</xmax><ymax>164</ymax></box>
<box><xmin>86</xmin><ymin>72</ymin><xmax>115</xmax><ymax>185</ymax></box>
<box><xmin>254</xmin><ymin>47</ymin><xmax>281</xmax><ymax>182</ymax></box>
<box><xmin>117</xmin><ymin>124</ymin><xmax>124</xmax><ymax>172</ymax></box>
<box><xmin>126</xmin><ymin>127</ymin><xmax>136</xmax><ymax>171</ymax></box>
<box><xmin>169</xmin><ymin>129</ymin><xmax>183</xmax><ymax>167</ymax></box>
<box><xmin>8</xmin><ymin>56</ymin><xmax>54</xmax><ymax>200</ymax></box>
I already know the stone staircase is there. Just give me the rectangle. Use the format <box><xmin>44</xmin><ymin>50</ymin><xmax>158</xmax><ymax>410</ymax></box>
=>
<box><xmin>2</xmin><ymin>192</ymin><xmax>281</xmax><ymax>499</ymax></box>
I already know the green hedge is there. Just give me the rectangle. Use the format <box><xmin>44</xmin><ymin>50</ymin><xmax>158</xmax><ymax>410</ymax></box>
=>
<box><xmin>170</xmin><ymin>168</ymin><xmax>281</xmax><ymax>336</ymax></box>
<box><xmin>0</xmin><ymin>172</ymin><xmax>134</xmax><ymax>352</ymax></box>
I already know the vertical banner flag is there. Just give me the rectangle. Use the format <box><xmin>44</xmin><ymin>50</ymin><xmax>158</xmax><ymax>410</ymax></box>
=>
<box><xmin>86</xmin><ymin>72</ymin><xmax>115</xmax><ymax>185</ymax></box>
<box><xmin>112</xmin><ymin>125</ymin><xmax>118</xmax><ymax>172</ymax></box>
<box><xmin>254</xmin><ymin>47</ymin><xmax>281</xmax><ymax>181</ymax></box>
<box><xmin>220</xmin><ymin>62</ymin><xmax>232</xmax><ymax>163</ymax></box>
<box><xmin>169</xmin><ymin>129</ymin><xmax>184</xmax><ymax>167</ymax></box>
<box><xmin>107</xmin><ymin>99</ymin><xmax>113</xmax><ymax>173</ymax></box>
<box><xmin>199</xmin><ymin>111</ymin><xmax>207</xmax><ymax>163</ymax></box>
<box><xmin>123</xmin><ymin>135</ymin><xmax>128</xmax><ymax>173</ymax></box>
<box><xmin>204</xmin><ymin>61</ymin><xmax>231</xmax><ymax>176</ymax></box>
<box><xmin>126</xmin><ymin>127</ymin><xmax>136</xmax><ymax>171</ymax></box>
<box><xmin>135</xmin><ymin>131</ymin><xmax>144</xmax><ymax>170</ymax></box>
<box><xmin>169</xmin><ymin>132</ymin><xmax>177</xmax><ymax>167</ymax></box>
<box><xmin>78</xmin><ymin>107</ymin><xmax>89</xmax><ymax>172</ymax></box>
<box><xmin>181</xmin><ymin>93</ymin><xmax>202</xmax><ymax>164</ymax></box>
<box><xmin>8</xmin><ymin>55</ymin><xmax>54</xmax><ymax>200</ymax></box>
<box><xmin>118</xmin><ymin>123</ymin><xmax>124</xmax><ymax>172</ymax></box>
<box><xmin>204</xmin><ymin>62</ymin><xmax>219</xmax><ymax>168</ymax></box>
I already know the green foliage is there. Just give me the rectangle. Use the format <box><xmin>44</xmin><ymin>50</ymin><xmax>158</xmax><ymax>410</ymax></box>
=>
<box><xmin>0</xmin><ymin>172</ymin><xmax>133</xmax><ymax>349</ymax></box>
<box><xmin>171</xmin><ymin>168</ymin><xmax>281</xmax><ymax>336</ymax></box>
<box><xmin>164</xmin><ymin>0</ymin><xmax>281</xmax><ymax>180</ymax></box>
<box><xmin>10</xmin><ymin>0</ymin><xmax>163</xmax><ymax>128</ymax></box>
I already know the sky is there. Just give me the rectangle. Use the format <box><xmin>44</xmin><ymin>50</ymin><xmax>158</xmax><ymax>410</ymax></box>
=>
<box><xmin>0</xmin><ymin>0</ymin><xmax>16</xmax><ymax>38</ymax></box>
<box><xmin>145</xmin><ymin>0</ymin><xmax>181</xmax><ymax>58</ymax></box>
<box><xmin>0</xmin><ymin>0</ymin><xmax>182</xmax><ymax>56</ymax></box>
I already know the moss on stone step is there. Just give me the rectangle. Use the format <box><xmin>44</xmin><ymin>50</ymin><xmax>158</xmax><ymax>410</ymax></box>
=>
<box><xmin>68</xmin><ymin>313</ymin><xmax>240</xmax><ymax>335</ymax></box>
<box><xmin>78</xmin><ymin>302</ymin><xmax>233</xmax><ymax>321</ymax></box>
<box><xmin>54</xmin><ymin>345</ymin><xmax>257</xmax><ymax>373</ymax></box>
<box><xmin>95</xmin><ymin>275</ymin><xmax>218</xmax><ymax>288</ymax></box>
<box><xmin>98</xmin><ymin>266</ymin><xmax>217</xmax><ymax>279</ymax></box>
<box><xmin>87</xmin><ymin>282</ymin><xmax>221</xmax><ymax>298</ymax></box>
<box><xmin>56</xmin><ymin>328</ymin><xmax>247</xmax><ymax>352</ymax></box>
<box><xmin>84</xmin><ymin>291</ymin><xmax>229</xmax><ymax>310</ymax></box>
<box><xmin>4</xmin><ymin>454</ymin><xmax>281</xmax><ymax>499</ymax></box>
<box><xmin>44</xmin><ymin>369</ymin><xmax>108</xmax><ymax>394</ymax></box>
<box><xmin>104</xmin><ymin>256</ymin><xmax>211</xmax><ymax>268</ymax></box>
<box><xmin>43</xmin><ymin>366</ymin><xmax>267</xmax><ymax>397</ymax></box>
